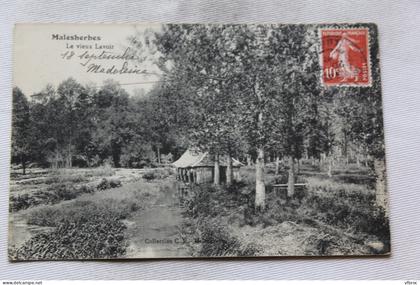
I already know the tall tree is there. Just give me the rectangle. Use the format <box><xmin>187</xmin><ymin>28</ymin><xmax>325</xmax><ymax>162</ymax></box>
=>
<box><xmin>56</xmin><ymin>78</ymin><xmax>86</xmax><ymax>167</ymax></box>
<box><xmin>93</xmin><ymin>80</ymin><xmax>136</xmax><ymax>167</ymax></box>
<box><xmin>153</xmin><ymin>24</ymin><xmax>244</xmax><ymax>185</ymax></box>
<box><xmin>239</xmin><ymin>25</ymin><xmax>320</xmax><ymax>200</ymax></box>
<box><xmin>11</xmin><ymin>87</ymin><xmax>31</xmax><ymax>174</ymax></box>
<box><xmin>328</xmin><ymin>24</ymin><xmax>386</xmax><ymax>212</ymax></box>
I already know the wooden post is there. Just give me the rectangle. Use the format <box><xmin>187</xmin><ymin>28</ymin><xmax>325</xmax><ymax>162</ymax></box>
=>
<box><xmin>182</xmin><ymin>169</ymin><xmax>186</xmax><ymax>182</ymax></box>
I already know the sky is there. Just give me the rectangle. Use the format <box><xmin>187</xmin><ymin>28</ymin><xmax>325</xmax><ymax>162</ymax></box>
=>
<box><xmin>13</xmin><ymin>23</ymin><xmax>163</xmax><ymax>97</ymax></box>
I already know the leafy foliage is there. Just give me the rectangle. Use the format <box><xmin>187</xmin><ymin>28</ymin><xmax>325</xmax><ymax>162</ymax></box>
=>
<box><xmin>11</xmin><ymin>88</ymin><xmax>31</xmax><ymax>174</ymax></box>
<box><xmin>10</xmin><ymin>200</ymin><xmax>131</xmax><ymax>260</ymax></box>
<box><xmin>11</xmin><ymin>23</ymin><xmax>386</xmax><ymax>212</ymax></box>
<box><xmin>181</xmin><ymin>164</ymin><xmax>389</xmax><ymax>256</ymax></box>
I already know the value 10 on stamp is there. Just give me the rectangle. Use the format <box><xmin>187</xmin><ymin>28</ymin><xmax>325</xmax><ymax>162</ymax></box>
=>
<box><xmin>320</xmin><ymin>28</ymin><xmax>371</xmax><ymax>86</ymax></box>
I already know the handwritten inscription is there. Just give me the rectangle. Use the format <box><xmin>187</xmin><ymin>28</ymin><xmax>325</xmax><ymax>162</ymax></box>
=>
<box><xmin>56</xmin><ymin>34</ymin><xmax>145</xmax><ymax>75</ymax></box>
<box><xmin>86</xmin><ymin>61</ymin><xmax>148</xmax><ymax>75</ymax></box>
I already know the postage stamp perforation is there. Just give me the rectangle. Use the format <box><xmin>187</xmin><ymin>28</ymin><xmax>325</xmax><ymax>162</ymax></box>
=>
<box><xmin>318</xmin><ymin>24</ymin><xmax>373</xmax><ymax>88</ymax></box>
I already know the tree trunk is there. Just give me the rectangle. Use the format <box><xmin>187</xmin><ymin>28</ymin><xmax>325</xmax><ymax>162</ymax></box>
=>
<box><xmin>275</xmin><ymin>156</ymin><xmax>280</xmax><ymax>175</ymax></box>
<box><xmin>297</xmin><ymin>159</ymin><xmax>301</xmax><ymax>175</ymax></box>
<box><xmin>21</xmin><ymin>153</ymin><xmax>26</xmax><ymax>175</ymax></box>
<box><xmin>53</xmin><ymin>150</ymin><xmax>59</xmax><ymax>169</ymax></box>
<box><xmin>67</xmin><ymin>143</ymin><xmax>72</xmax><ymax>168</ymax></box>
<box><xmin>254</xmin><ymin>79</ymin><xmax>265</xmax><ymax>211</ymax></box>
<box><xmin>226</xmin><ymin>153</ymin><xmax>233</xmax><ymax>186</ymax></box>
<box><xmin>246</xmin><ymin>155</ymin><xmax>252</xmax><ymax>166</ymax></box>
<box><xmin>111</xmin><ymin>143</ymin><xmax>121</xmax><ymax>168</ymax></box>
<box><xmin>374</xmin><ymin>158</ymin><xmax>388</xmax><ymax>215</ymax></box>
<box><xmin>255</xmin><ymin>147</ymin><xmax>266</xmax><ymax>211</ymax></box>
<box><xmin>327</xmin><ymin>157</ymin><xmax>333</xmax><ymax>177</ymax></box>
<box><xmin>287</xmin><ymin>156</ymin><xmax>295</xmax><ymax>197</ymax></box>
<box><xmin>319</xmin><ymin>154</ymin><xmax>325</xmax><ymax>169</ymax></box>
<box><xmin>342</xmin><ymin>132</ymin><xmax>348</xmax><ymax>161</ymax></box>
<box><xmin>214</xmin><ymin>154</ymin><xmax>220</xmax><ymax>186</ymax></box>
<box><xmin>156</xmin><ymin>146</ymin><xmax>161</xmax><ymax>164</ymax></box>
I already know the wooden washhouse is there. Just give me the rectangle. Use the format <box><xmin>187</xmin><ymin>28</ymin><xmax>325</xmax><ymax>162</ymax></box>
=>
<box><xmin>172</xmin><ymin>149</ymin><xmax>242</xmax><ymax>184</ymax></box>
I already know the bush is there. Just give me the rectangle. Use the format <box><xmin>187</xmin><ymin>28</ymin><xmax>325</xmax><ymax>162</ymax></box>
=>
<box><xmin>356</xmin><ymin>206</ymin><xmax>390</xmax><ymax>241</ymax></box>
<box><xmin>96</xmin><ymin>178</ymin><xmax>110</xmax><ymax>190</ymax></box>
<box><xmin>10</xmin><ymin>218</ymin><xmax>127</xmax><ymax>260</ymax></box>
<box><xmin>12</xmin><ymin>197</ymin><xmax>141</xmax><ymax>260</ymax></box>
<box><xmin>78</xmin><ymin>184</ymin><xmax>95</xmax><ymax>194</ymax></box>
<box><xmin>10</xmin><ymin>182</ymin><xmax>102</xmax><ymax>212</ymax></box>
<box><xmin>47</xmin><ymin>171</ymin><xmax>88</xmax><ymax>184</ymax></box>
<box><xmin>27</xmin><ymin>199</ymin><xmax>138</xmax><ymax>228</ymax></box>
<box><xmin>96</xmin><ymin>178</ymin><xmax>121</xmax><ymax>191</ymax></box>
<box><xmin>179</xmin><ymin>167</ymin><xmax>389</xmax><ymax>256</ymax></box>
<box><xmin>242</xmin><ymin>197</ymin><xmax>301</xmax><ymax>228</ymax></box>
<box><xmin>50</xmin><ymin>183</ymin><xmax>79</xmax><ymax>201</ymax></box>
<box><xmin>301</xmin><ymin>179</ymin><xmax>390</xmax><ymax>245</ymax></box>
<box><xmin>273</xmin><ymin>173</ymin><xmax>289</xmax><ymax>184</ymax></box>
<box><xmin>9</xmin><ymin>194</ymin><xmax>39</xmax><ymax>212</ymax></box>
<box><xmin>142</xmin><ymin>171</ymin><xmax>156</xmax><ymax>181</ymax></box>
<box><xmin>142</xmin><ymin>168</ymin><xmax>173</xmax><ymax>181</ymax></box>
<box><xmin>180</xmin><ymin>183</ymin><xmax>261</xmax><ymax>257</ymax></box>
<box><xmin>198</xmin><ymin>222</ymin><xmax>260</xmax><ymax>257</ymax></box>
<box><xmin>183</xmin><ymin>184</ymin><xmax>234</xmax><ymax>219</ymax></box>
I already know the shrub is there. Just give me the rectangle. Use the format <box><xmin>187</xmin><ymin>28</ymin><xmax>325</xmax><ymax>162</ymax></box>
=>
<box><xmin>47</xmin><ymin>170</ymin><xmax>88</xmax><ymax>184</ymax></box>
<box><xmin>273</xmin><ymin>173</ymin><xmax>289</xmax><ymax>184</ymax></box>
<box><xmin>180</xmin><ymin>167</ymin><xmax>389</xmax><ymax>256</ymax></box>
<box><xmin>141</xmin><ymin>168</ymin><xmax>173</xmax><ymax>181</ymax></box>
<box><xmin>356</xmin><ymin>206</ymin><xmax>390</xmax><ymax>241</ymax></box>
<box><xmin>142</xmin><ymin>171</ymin><xmax>156</xmax><ymax>181</ymax></box>
<box><xmin>97</xmin><ymin>177</ymin><xmax>121</xmax><ymax>190</ymax></box>
<box><xmin>10</xmin><ymin>181</ymin><xmax>105</xmax><ymax>212</ymax></box>
<box><xmin>27</xmin><ymin>198</ymin><xmax>138</xmax><ymax>227</ymax></box>
<box><xmin>78</xmin><ymin>184</ymin><xmax>95</xmax><ymax>194</ymax></box>
<box><xmin>50</xmin><ymin>183</ymin><xmax>79</xmax><ymax>201</ymax></box>
<box><xmin>9</xmin><ymin>194</ymin><xmax>39</xmax><ymax>212</ymax></box>
<box><xmin>301</xmin><ymin>178</ymin><xmax>390</xmax><ymax>244</ymax></box>
<box><xmin>198</xmin><ymin>222</ymin><xmax>260</xmax><ymax>257</ymax></box>
<box><xmin>10</xmin><ymin>218</ymin><xmax>127</xmax><ymax>260</ymax></box>
<box><xmin>13</xmin><ymin>197</ymin><xmax>142</xmax><ymax>260</ymax></box>
<box><xmin>26</xmin><ymin>206</ymin><xmax>61</xmax><ymax>227</ymax></box>
<box><xmin>109</xmin><ymin>178</ymin><xmax>122</xmax><ymax>188</ymax></box>
<box><xmin>96</xmin><ymin>178</ymin><xmax>110</xmax><ymax>191</ymax></box>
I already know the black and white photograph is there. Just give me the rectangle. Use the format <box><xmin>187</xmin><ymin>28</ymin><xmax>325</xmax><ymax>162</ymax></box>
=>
<box><xmin>8</xmin><ymin>23</ymin><xmax>390</xmax><ymax>260</ymax></box>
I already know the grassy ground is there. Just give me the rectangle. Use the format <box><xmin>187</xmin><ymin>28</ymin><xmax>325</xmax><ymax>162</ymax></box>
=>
<box><xmin>8</xmin><ymin>162</ymin><xmax>390</xmax><ymax>259</ymax></box>
<box><xmin>180</xmin><ymin>162</ymin><xmax>390</xmax><ymax>257</ymax></box>
<box><xmin>8</xmin><ymin>167</ymin><xmax>174</xmax><ymax>260</ymax></box>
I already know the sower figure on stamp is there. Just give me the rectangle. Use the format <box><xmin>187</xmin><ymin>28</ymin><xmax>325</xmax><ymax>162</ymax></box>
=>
<box><xmin>329</xmin><ymin>32</ymin><xmax>363</xmax><ymax>82</ymax></box>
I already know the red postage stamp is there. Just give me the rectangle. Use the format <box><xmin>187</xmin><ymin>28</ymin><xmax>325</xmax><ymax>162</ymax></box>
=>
<box><xmin>320</xmin><ymin>28</ymin><xmax>371</xmax><ymax>86</ymax></box>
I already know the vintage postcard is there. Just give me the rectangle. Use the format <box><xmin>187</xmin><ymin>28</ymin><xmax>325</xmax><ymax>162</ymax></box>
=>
<box><xmin>9</xmin><ymin>23</ymin><xmax>389</xmax><ymax>260</ymax></box>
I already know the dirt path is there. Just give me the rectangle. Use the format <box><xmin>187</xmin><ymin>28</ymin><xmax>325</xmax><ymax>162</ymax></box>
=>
<box><xmin>124</xmin><ymin>182</ymin><xmax>190</xmax><ymax>258</ymax></box>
